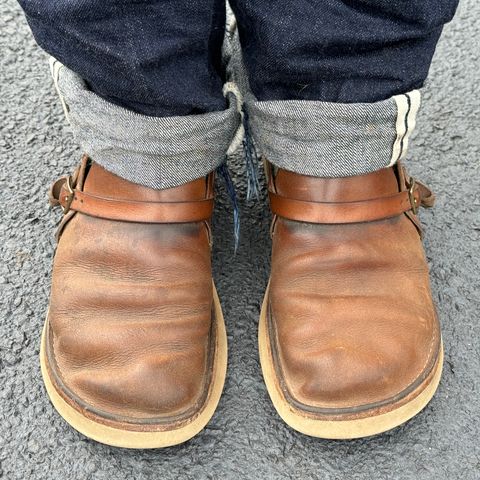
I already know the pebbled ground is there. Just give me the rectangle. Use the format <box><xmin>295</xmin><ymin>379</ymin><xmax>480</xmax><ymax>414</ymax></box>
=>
<box><xmin>1</xmin><ymin>1</ymin><xmax>479</xmax><ymax>479</ymax></box>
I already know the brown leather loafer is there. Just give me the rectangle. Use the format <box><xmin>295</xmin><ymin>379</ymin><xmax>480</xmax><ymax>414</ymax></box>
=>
<box><xmin>259</xmin><ymin>160</ymin><xmax>442</xmax><ymax>439</ymax></box>
<box><xmin>40</xmin><ymin>156</ymin><xmax>227</xmax><ymax>448</ymax></box>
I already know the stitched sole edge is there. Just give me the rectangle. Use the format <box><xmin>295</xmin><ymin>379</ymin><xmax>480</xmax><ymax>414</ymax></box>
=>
<box><xmin>258</xmin><ymin>282</ymin><xmax>443</xmax><ymax>439</ymax></box>
<box><xmin>40</xmin><ymin>282</ymin><xmax>228</xmax><ymax>449</ymax></box>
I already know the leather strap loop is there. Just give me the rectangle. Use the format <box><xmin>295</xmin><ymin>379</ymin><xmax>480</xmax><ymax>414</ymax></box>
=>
<box><xmin>51</xmin><ymin>176</ymin><xmax>214</xmax><ymax>223</ymax></box>
<box><xmin>48</xmin><ymin>175</ymin><xmax>69</xmax><ymax>208</ymax></box>
<box><xmin>415</xmin><ymin>180</ymin><xmax>435</xmax><ymax>208</ymax></box>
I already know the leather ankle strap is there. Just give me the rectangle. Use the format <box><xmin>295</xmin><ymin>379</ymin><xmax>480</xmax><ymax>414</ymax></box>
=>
<box><xmin>49</xmin><ymin>161</ymin><xmax>214</xmax><ymax>224</ymax></box>
<box><xmin>266</xmin><ymin>162</ymin><xmax>434</xmax><ymax>225</ymax></box>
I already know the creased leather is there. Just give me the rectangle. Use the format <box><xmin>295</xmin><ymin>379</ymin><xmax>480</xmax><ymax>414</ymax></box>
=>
<box><xmin>46</xmin><ymin>159</ymin><xmax>215</xmax><ymax>425</ymax></box>
<box><xmin>267</xmin><ymin>163</ymin><xmax>441</xmax><ymax>413</ymax></box>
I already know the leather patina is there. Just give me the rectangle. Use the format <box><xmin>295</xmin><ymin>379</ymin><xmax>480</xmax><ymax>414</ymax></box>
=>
<box><xmin>264</xmin><ymin>160</ymin><xmax>441</xmax><ymax>420</ymax></box>
<box><xmin>45</xmin><ymin>155</ymin><xmax>219</xmax><ymax>432</ymax></box>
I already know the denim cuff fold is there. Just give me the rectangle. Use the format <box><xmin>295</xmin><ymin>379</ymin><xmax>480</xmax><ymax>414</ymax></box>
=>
<box><xmin>245</xmin><ymin>91</ymin><xmax>421</xmax><ymax>177</ymax></box>
<box><xmin>50</xmin><ymin>58</ymin><xmax>241</xmax><ymax>189</ymax></box>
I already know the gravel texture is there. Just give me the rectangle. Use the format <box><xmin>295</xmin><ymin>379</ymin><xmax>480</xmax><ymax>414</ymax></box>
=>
<box><xmin>1</xmin><ymin>1</ymin><xmax>479</xmax><ymax>479</ymax></box>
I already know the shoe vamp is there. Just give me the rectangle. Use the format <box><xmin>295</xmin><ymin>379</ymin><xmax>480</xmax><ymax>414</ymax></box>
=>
<box><xmin>48</xmin><ymin>214</ymin><xmax>213</xmax><ymax>420</ymax></box>
<box><xmin>269</xmin><ymin>216</ymin><xmax>440</xmax><ymax>411</ymax></box>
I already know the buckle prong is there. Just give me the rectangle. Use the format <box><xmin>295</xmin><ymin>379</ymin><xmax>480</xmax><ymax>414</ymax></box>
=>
<box><xmin>61</xmin><ymin>176</ymin><xmax>75</xmax><ymax>214</ymax></box>
<box><xmin>407</xmin><ymin>177</ymin><xmax>418</xmax><ymax>215</ymax></box>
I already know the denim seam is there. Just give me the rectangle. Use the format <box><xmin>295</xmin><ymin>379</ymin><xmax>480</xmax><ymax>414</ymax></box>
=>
<box><xmin>245</xmin><ymin>90</ymin><xmax>421</xmax><ymax>178</ymax></box>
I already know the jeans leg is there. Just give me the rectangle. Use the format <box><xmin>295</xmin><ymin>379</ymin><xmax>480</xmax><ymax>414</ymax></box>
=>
<box><xmin>18</xmin><ymin>0</ymin><xmax>227</xmax><ymax>117</ymax></box>
<box><xmin>18</xmin><ymin>0</ymin><xmax>241</xmax><ymax>188</ymax></box>
<box><xmin>230</xmin><ymin>0</ymin><xmax>459</xmax><ymax>177</ymax></box>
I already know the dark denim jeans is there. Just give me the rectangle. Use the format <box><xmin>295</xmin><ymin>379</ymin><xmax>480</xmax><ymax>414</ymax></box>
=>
<box><xmin>19</xmin><ymin>0</ymin><xmax>458</xmax><ymax>117</ymax></box>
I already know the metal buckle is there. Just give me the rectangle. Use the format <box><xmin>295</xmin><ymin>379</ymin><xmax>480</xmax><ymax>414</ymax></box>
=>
<box><xmin>61</xmin><ymin>176</ymin><xmax>75</xmax><ymax>214</ymax></box>
<box><xmin>407</xmin><ymin>177</ymin><xmax>418</xmax><ymax>215</ymax></box>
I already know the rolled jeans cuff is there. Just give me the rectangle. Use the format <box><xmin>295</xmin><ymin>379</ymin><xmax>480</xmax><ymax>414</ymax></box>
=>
<box><xmin>245</xmin><ymin>91</ymin><xmax>421</xmax><ymax>177</ymax></box>
<box><xmin>50</xmin><ymin>59</ymin><xmax>241</xmax><ymax>189</ymax></box>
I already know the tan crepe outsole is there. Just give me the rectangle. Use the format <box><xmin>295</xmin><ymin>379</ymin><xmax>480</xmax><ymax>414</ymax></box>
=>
<box><xmin>259</xmin><ymin>284</ymin><xmax>444</xmax><ymax>439</ymax></box>
<box><xmin>40</xmin><ymin>283</ymin><xmax>228</xmax><ymax>449</ymax></box>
